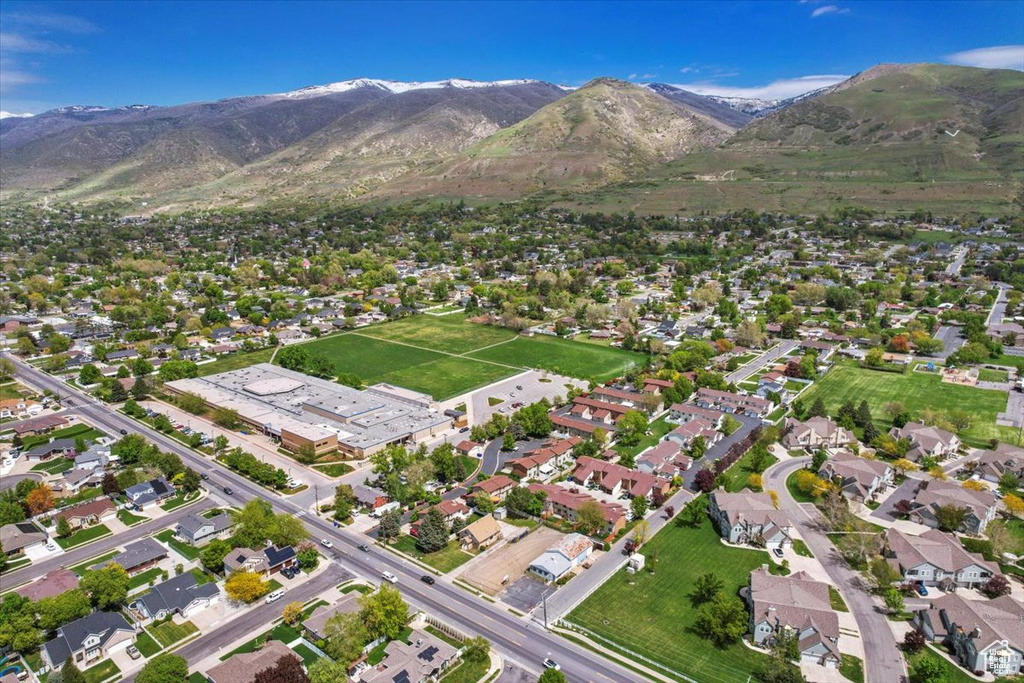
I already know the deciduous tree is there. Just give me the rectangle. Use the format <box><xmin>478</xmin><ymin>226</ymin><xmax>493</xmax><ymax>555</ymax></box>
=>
<box><xmin>135</xmin><ymin>654</ymin><xmax>189</xmax><ymax>683</ymax></box>
<box><xmin>80</xmin><ymin>564</ymin><xmax>130</xmax><ymax>609</ymax></box>
<box><xmin>359</xmin><ymin>585</ymin><xmax>408</xmax><ymax>640</ymax></box>
<box><xmin>225</xmin><ymin>570</ymin><xmax>269</xmax><ymax>603</ymax></box>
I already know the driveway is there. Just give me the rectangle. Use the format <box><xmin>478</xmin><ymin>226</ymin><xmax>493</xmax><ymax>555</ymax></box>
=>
<box><xmin>870</xmin><ymin>478</ymin><xmax>919</xmax><ymax>523</ymax></box>
<box><xmin>680</xmin><ymin>413</ymin><xmax>760</xmax><ymax>490</ymax></box>
<box><xmin>725</xmin><ymin>340</ymin><xmax>800</xmax><ymax>384</ymax></box>
<box><xmin>932</xmin><ymin>326</ymin><xmax>964</xmax><ymax>361</ymax></box>
<box><xmin>763</xmin><ymin>457</ymin><xmax>908</xmax><ymax>683</ymax></box>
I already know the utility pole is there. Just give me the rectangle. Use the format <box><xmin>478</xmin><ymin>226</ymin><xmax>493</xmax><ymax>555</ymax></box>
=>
<box><xmin>314</xmin><ymin>485</ymin><xmax>319</xmax><ymax>514</ymax></box>
<box><xmin>543</xmin><ymin>592</ymin><xmax>548</xmax><ymax>629</ymax></box>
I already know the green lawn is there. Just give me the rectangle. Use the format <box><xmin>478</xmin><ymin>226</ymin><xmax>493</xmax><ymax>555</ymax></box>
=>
<box><xmin>829</xmin><ymin>586</ymin><xmax>849</xmax><ymax>612</ymax></box>
<box><xmin>358</xmin><ymin>313</ymin><xmax>517</xmax><ymax>354</ymax></box>
<box><xmin>840</xmin><ymin>655</ymin><xmax>864</xmax><ymax>683</ymax></box>
<box><xmin>989</xmin><ymin>353</ymin><xmax>1024</xmax><ymax>372</ymax></box>
<box><xmin>468</xmin><ymin>335</ymin><xmax>646</xmax><ymax>382</ymax></box>
<box><xmin>31</xmin><ymin>457</ymin><xmax>74</xmax><ymax>474</ymax></box>
<box><xmin>725</xmin><ymin>449</ymin><xmax>779</xmax><ymax>492</ymax></box>
<box><xmin>129</xmin><ymin>566</ymin><xmax>165</xmax><ymax>590</ymax></box>
<box><xmin>0</xmin><ymin>555</ymin><xmax>31</xmax><ymax>573</ymax></box>
<box><xmin>785</xmin><ymin>470</ymin><xmax>819</xmax><ymax>503</ymax></box>
<box><xmin>155</xmin><ymin>528</ymin><xmax>203</xmax><ymax>560</ymax></box>
<box><xmin>440</xmin><ymin>657</ymin><xmax>490</xmax><ymax>683</ymax></box>
<box><xmin>150</xmin><ymin>619</ymin><xmax>199</xmax><ymax>648</ymax></box>
<box><xmin>196</xmin><ymin>347</ymin><xmax>275</xmax><ymax>376</ymax></box>
<box><xmin>70</xmin><ymin>550</ymin><xmax>118</xmax><ymax>575</ymax></box>
<box><xmin>799</xmin><ymin>361</ymin><xmax>1015</xmax><ymax>448</ymax></box>
<box><xmin>567</xmin><ymin>508</ymin><xmax>772</xmax><ymax>683</ymax></box>
<box><xmin>56</xmin><ymin>523</ymin><xmax>111</xmax><ymax>549</ymax></box>
<box><xmin>60</xmin><ymin>486</ymin><xmax>103</xmax><ymax>507</ymax></box>
<box><xmin>371</xmin><ymin>354</ymin><xmax>515</xmax><ymax>401</ymax></box>
<box><xmin>82</xmin><ymin>658</ymin><xmax>120</xmax><ymax>683</ymax></box>
<box><xmin>977</xmin><ymin>367</ymin><xmax>1009</xmax><ymax>383</ymax></box>
<box><xmin>117</xmin><ymin>509</ymin><xmax>147</xmax><ymax>526</ymax></box>
<box><xmin>392</xmin><ymin>536</ymin><xmax>474</xmax><ymax>573</ymax></box>
<box><xmin>906</xmin><ymin>646</ymin><xmax>1017</xmax><ymax>683</ymax></box>
<box><xmin>135</xmin><ymin>629</ymin><xmax>163</xmax><ymax>657</ymax></box>
<box><xmin>614</xmin><ymin>415</ymin><xmax>675</xmax><ymax>459</ymax></box>
<box><xmin>792</xmin><ymin>539</ymin><xmax>814</xmax><ymax>558</ymax></box>
<box><xmin>291</xmin><ymin>642</ymin><xmax>320</xmax><ymax>667</ymax></box>
<box><xmin>21</xmin><ymin>424</ymin><xmax>105</xmax><ymax>450</ymax></box>
<box><xmin>159</xmin><ymin>491</ymin><xmax>199</xmax><ymax>512</ymax></box>
<box><xmin>313</xmin><ymin>462</ymin><xmax>354</xmax><ymax>477</ymax></box>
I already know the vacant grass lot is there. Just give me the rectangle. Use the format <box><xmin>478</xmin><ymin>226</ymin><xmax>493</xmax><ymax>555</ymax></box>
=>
<box><xmin>799</xmin><ymin>362</ymin><xmax>1015</xmax><ymax>448</ymax></box>
<box><xmin>359</xmin><ymin>313</ymin><xmax>516</xmax><ymax>354</ymax></box>
<box><xmin>468</xmin><ymin>335</ymin><xmax>646</xmax><ymax>382</ymax></box>
<box><xmin>196</xmin><ymin>347</ymin><xmax>275</xmax><ymax>377</ymax></box>
<box><xmin>392</xmin><ymin>536</ymin><xmax>474</xmax><ymax>574</ymax></box>
<box><xmin>568</xmin><ymin>511</ymin><xmax>771</xmax><ymax>683</ymax></box>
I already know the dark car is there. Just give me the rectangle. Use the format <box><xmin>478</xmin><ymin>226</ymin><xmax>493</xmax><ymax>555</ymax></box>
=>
<box><xmin>223</xmin><ymin>487</ymin><xmax>234</xmax><ymax>495</ymax></box>
<box><xmin>358</xmin><ymin>543</ymin><xmax>371</xmax><ymax>552</ymax></box>
<box><xmin>200</xmin><ymin>473</ymin><xmax>209</xmax><ymax>480</ymax></box>
<box><xmin>420</xmin><ymin>575</ymin><xmax>436</xmax><ymax>585</ymax></box>
<box><xmin>119</xmin><ymin>429</ymin><xmax>128</xmax><ymax>435</ymax></box>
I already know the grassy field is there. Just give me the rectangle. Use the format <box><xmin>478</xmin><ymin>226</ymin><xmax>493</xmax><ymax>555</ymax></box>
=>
<box><xmin>978</xmin><ymin>368</ymin><xmax>1010</xmax><ymax>383</ymax></box>
<box><xmin>117</xmin><ymin>509</ymin><xmax>147</xmax><ymax>526</ymax></box>
<box><xmin>150</xmin><ymin>619</ymin><xmax>199</xmax><ymax>648</ymax></box>
<box><xmin>567</xmin><ymin>508</ymin><xmax>772</xmax><ymax>683</ymax></box>
<box><xmin>82</xmin><ymin>658</ymin><xmax>120</xmax><ymax>683</ymax></box>
<box><xmin>129</xmin><ymin>566</ymin><xmax>164</xmax><ymax>590</ymax></box>
<box><xmin>468</xmin><ymin>334</ymin><xmax>646</xmax><ymax>382</ymax></box>
<box><xmin>613</xmin><ymin>415</ymin><xmax>675</xmax><ymax>459</ymax></box>
<box><xmin>196</xmin><ymin>347</ymin><xmax>275</xmax><ymax>377</ymax></box>
<box><xmin>799</xmin><ymin>362</ymin><xmax>1016</xmax><ymax>448</ymax></box>
<box><xmin>359</xmin><ymin>313</ymin><xmax>516</xmax><ymax>354</ymax></box>
<box><xmin>392</xmin><ymin>536</ymin><xmax>474</xmax><ymax>574</ymax></box>
<box><xmin>160</xmin><ymin>491</ymin><xmax>199</xmax><ymax>512</ymax></box>
<box><xmin>439</xmin><ymin>657</ymin><xmax>489</xmax><ymax>683</ymax></box>
<box><xmin>56</xmin><ymin>523</ymin><xmax>111</xmax><ymax>549</ymax></box>
<box><xmin>22</xmin><ymin>424</ymin><xmax>105</xmax><ymax>450</ymax></box>
<box><xmin>135</xmin><ymin>629</ymin><xmax>162</xmax><ymax>657</ymax></box>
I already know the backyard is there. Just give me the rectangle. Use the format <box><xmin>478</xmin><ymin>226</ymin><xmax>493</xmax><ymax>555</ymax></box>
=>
<box><xmin>567</xmin><ymin>509</ymin><xmax>772</xmax><ymax>683</ymax></box>
<box><xmin>799</xmin><ymin>361</ymin><xmax>1016</xmax><ymax>447</ymax></box>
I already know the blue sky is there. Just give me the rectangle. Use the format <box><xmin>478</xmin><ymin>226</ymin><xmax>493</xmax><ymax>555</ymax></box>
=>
<box><xmin>1</xmin><ymin>0</ymin><xmax>1022</xmax><ymax>114</ymax></box>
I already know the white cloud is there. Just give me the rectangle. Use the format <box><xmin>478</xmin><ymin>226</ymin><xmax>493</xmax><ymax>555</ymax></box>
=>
<box><xmin>946</xmin><ymin>45</ymin><xmax>1024</xmax><ymax>71</ymax></box>
<box><xmin>0</xmin><ymin>32</ymin><xmax>72</xmax><ymax>54</ymax></box>
<box><xmin>5</xmin><ymin>12</ymin><xmax>97</xmax><ymax>34</ymax></box>
<box><xmin>0</xmin><ymin>12</ymin><xmax>93</xmax><ymax>95</ymax></box>
<box><xmin>628</xmin><ymin>73</ymin><xmax>657</xmax><ymax>80</ymax></box>
<box><xmin>672</xmin><ymin>74</ymin><xmax>849</xmax><ymax>100</ymax></box>
<box><xmin>811</xmin><ymin>5</ymin><xmax>849</xmax><ymax>17</ymax></box>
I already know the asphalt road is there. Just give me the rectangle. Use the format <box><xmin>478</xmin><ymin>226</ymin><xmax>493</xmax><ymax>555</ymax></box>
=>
<box><xmin>763</xmin><ymin>457</ymin><xmax>908</xmax><ymax>683</ymax></box>
<box><xmin>725</xmin><ymin>340</ymin><xmax>800</xmax><ymax>384</ymax></box>
<box><xmin>7</xmin><ymin>355</ymin><xmax>645</xmax><ymax>683</ymax></box>
<box><xmin>987</xmin><ymin>283</ymin><xmax>1010</xmax><ymax>327</ymax></box>
<box><xmin>0</xmin><ymin>471</ymin><xmax>42</xmax><ymax>491</ymax></box>
<box><xmin>932</xmin><ymin>325</ymin><xmax>964</xmax><ymax>361</ymax></box>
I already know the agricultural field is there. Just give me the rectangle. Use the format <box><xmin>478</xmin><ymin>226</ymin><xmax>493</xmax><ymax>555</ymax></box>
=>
<box><xmin>567</xmin><ymin>509</ymin><xmax>770</xmax><ymax>683</ymax></box>
<box><xmin>799</xmin><ymin>361</ymin><xmax>1017</xmax><ymax>448</ymax></box>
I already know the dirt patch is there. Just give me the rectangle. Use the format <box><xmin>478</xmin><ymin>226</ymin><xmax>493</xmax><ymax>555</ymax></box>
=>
<box><xmin>458</xmin><ymin>525</ymin><xmax>563</xmax><ymax>595</ymax></box>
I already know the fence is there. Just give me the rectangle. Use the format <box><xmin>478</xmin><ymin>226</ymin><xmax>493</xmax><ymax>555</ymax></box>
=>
<box><xmin>556</xmin><ymin>619</ymin><xmax>702</xmax><ymax>683</ymax></box>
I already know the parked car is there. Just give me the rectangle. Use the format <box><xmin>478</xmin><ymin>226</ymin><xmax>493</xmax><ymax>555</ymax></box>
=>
<box><xmin>381</xmin><ymin>571</ymin><xmax>398</xmax><ymax>584</ymax></box>
<box><xmin>420</xmin><ymin>575</ymin><xmax>436</xmax><ymax>585</ymax></box>
<box><xmin>772</xmin><ymin>548</ymin><xmax>784</xmax><ymax>559</ymax></box>
<box><xmin>200</xmin><ymin>472</ymin><xmax>209</xmax><ymax>480</ymax></box>
<box><xmin>126</xmin><ymin>645</ymin><xmax>141</xmax><ymax>660</ymax></box>
<box><xmin>459</xmin><ymin>427</ymin><xmax>469</xmax><ymax>433</ymax></box>
<box><xmin>358</xmin><ymin>543</ymin><xmax>371</xmax><ymax>552</ymax></box>
<box><xmin>916</xmin><ymin>583</ymin><xmax>929</xmax><ymax>596</ymax></box>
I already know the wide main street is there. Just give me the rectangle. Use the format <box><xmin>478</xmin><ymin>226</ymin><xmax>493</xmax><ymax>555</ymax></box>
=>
<box><xmin>5</xmin><ymin>355</ymin><xmax>645</xmax><ymax>683</ymax></box>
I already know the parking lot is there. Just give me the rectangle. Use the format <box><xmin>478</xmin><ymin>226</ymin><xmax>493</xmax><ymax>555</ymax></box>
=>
<box><xmin>460</xmin><ymin>525</ymin><xmax>563</xmax><ymax>595</ymax></box>
<box><xmin>468</xmin><ymin>370</ymin><xmax>588</xmax><ymax>425</ymax></box>
<box><xmin>501</xmin><ymin>574</ymin><xmax>558</xmax><ymax>613</ymax></box>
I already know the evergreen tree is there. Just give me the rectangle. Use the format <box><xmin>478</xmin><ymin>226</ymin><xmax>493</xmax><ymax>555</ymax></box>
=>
<box><xmin>855</xmin><ymin>400</ymin><xmax>873</xmax><ymax>429</ymax></box>
<box><xmin>416</xmin><ymin>508</ymin><xmax>449</xmax><ymax>553</ymax></box>
<box><xmin>808</xmin><ymin>398</ymin><xmax>827</xmax><ymax>418</ymax></box>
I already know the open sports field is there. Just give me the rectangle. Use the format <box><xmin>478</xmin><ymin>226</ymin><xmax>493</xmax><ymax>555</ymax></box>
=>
<box><xmin>800</xmin><ymin>361</ymin><xmax>1016</xmax><ymax>448</ymax></box>
<box><xmin>468</xmin><ymin>334</ymin><xmax>645</xmax><ymax>382</ymax></box>
<box><xmin>567</xmin><ymin>509</ymin><xmax>769</xmax><ymax>683</ymax></box>
<box><xmin>358</xmin><ymin>313</ymin><xmax>516</xmax><ymax>354</ymax></box>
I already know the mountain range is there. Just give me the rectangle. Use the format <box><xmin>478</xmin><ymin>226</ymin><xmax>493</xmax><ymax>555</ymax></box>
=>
<box><xmin>1</xmin><ymin>64</ymin><xmax>1021</xmax><ymax>214</ymax></box>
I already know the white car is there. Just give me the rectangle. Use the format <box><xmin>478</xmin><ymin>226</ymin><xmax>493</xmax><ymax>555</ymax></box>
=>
<box><xmin>45</xmin><ymin>542</ymin><xmax>57</xmax><ymax>551</ymax></box>
<box><xmin>265</xmin><ymin>589</ymin><xmax>285</xmax><ymax>604</ymax></box>
<box><xmin>321</xmin><ymin>539</ymin><xmax>333</xmax><ymax>548</ymax></box>
<box><xmin>381</xmin><ymin>571</ymin><xmax>398</xmax><ymax>584</ymax></box>
<box><xmin>543</xmin><ymin>658</ymin><xmax>560</xmax><ymax>670</ymax></box>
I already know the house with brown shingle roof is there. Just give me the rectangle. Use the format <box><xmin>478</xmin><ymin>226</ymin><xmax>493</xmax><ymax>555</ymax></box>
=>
<box><xmin>744</xmin><ymin>566</ymin><xmax>842</xmax><ymax>668</ymax></box>
<box><xmin>527</xmin><ymin>483</ymin><xmax>626</xmax><ymax>536</ymax></box>
<box><xmin>975</xmin><ymin>443</ymin><xmax>1024</xmax><ymax>484</ymax></box>
<box><xmin>884</xmin><ymin>529</ymin><xmax>998</xmax><ymax>591</ymax></box>
<box><xmin>708</xmin><ymin>489</ymin><xmax>792</xmax><ymax>549</ymax></box>
<box><xmin>818</xmin><ymin>451</ymin><xmax>893</xmax><ymax>502</ymax></box>
<box><xmin>889</xmin><ymin>421</ymin><xmax>961</xmax><ymax>462</ymax></box>
<box><xmin>206</xmin><ymin>640</ymin><xmax>299</xmax><ymax>683</ymax></box>
<box><xmin>913</xmin><ymin>593</ymin><xmax>1023</xmax><ymax>677</ymax></box>
<box><xmin>470</xmin><ymin>475</ymin><xmax>516</xmax><ymax>502</ymax></box>
<box><xmin>906</xmin><ymin>480</ymin><xmax>998</xmax><ymax>534</ymax></box>
<box><xmin>458</xmin><ymin>514</ymin><xmax>502</xmax><ymax>551</ymax></box>
<box><xmin>782</xmin><ymin>417</ymin><xmax>856</xmax><ymax>450</ymax></box>
<box><xmin>55</xmin><ymin>497</ymin><xmax>116</xmax><ymax>530</ymax></box>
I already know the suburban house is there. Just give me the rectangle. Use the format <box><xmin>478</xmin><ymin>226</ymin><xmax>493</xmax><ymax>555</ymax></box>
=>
<box><xmin>551</xmin><ymin>413</ymin><xmax>616</xmax><ymax>438</ymax></box>
<box><xmin>24</xmin><ymin>438</ymin><xmax>76</xmax><ymax>462</ymax></box>
<box><xmin>458</xmin><ymin>514</ymin><xmax>503</xmax><ymax>551</ymax></box>
<box><xmin>782</xmin><ymin>417</ymin><xmax>856</xmax><ymax>450</ymax></box>
<box><xmin>571</xmin><ymin>456</ymin><xmax>669</xmax><ymax>503</ymax></box>
<box><xmin>569</xmin><ymin>396</ymin><xmax>630</xmax><ymax>424</ymax></box>
<box><xmin>913</xmin><ymin>594</ymin><xmax>1023</xmax><ymax>677</ymax></box>
<box><xmin>636</xmin><ymin>440</ymin><xmax>692</xmax><ymax>479</ymax></box>
<box><xmin>470</xmin><ymin>475</ymin><xmax>517</xmax><ymax>502</ymax></box>
<box><xmin>206</xmin><ymin>640</ymin><xmax>300</xmax><ymax>683</ymax></box>
<box><xmin>129</xmin><ymin>572</ymin><xmax>220</xmax><ymax>622</ymax></box>
<box><xmin>906</xmin><ymin>480</ymin><xmax>998</xmax><ymax>534</ymax></box>
<box><xmin>55</xmin><ymin>497</ymin><xmax>116</xmax><ymax>530</ymax></box>
<box><xmin>0</xmin><ymin>522</ymin><xmax>46</xmax><ymax>556</ymax></box>
<box><xmin>223</xmin><ymin>545</ymin><xmax>297</xmax><ymax>576</ymax></box>
<box><xmin>353</xmin><ymin>485</ymin><xmax>389</xmax><ymax>510</ymax></box>
<box><xmin>8</xmin><ymin>414</ymin><xmax>69</xmax><ymax>437</ymax></box>
<box><xmin>61</xmin><ymin>467</ymin><xmax>103</xmax><ymax>494</ymax></box>
<box><xmin>455</xmin><ymin>440</ymin><xmax>484</xmax><ymax>458</ymax></box>
<box><xmin>73</xmin><ymin>445</ymin><xmax>109</xmax><ymax>471</ymax></box>
<box><xmin>695</xmin><ymin>388</ymin><xmax>773</xmax><ymax>419</ymax></box>
<box><xmin>889</xmin><ymin>421</ymin><xmax>961</xmax><ymax>462</ymax></box>
<box><xmin>41</xmin><ymin>611</ymin><xmax>136</xmax><ymax>671</ymax></box>
<box><xmin>124</xmin><ymin>477</ymin><xmax>176</xmax><ymax>509</ymax></box>
<box><xmin>664</xmin><ymin>418</ymin><xmax>722</xmax><ymax>449</ymax></box>
<box><xmin>528</xmin><ymin>533</ymin><xmax>594</xmax><ymax>583</ymax></box>
<box><xmin>708</xmin><ymin>489</ymin><xmax>792</xmax><ymax>549</ymax></box>
<box><xmin>527</xmin><ymin>483</ymin><xmax>627</xmax><ymax>537</ymax></box>
<box><xmin>175</xmin><ymin>511</ymin><xmax>233</xmax><ymax>545</ymax></box>
<box><xmin>15</xmin><ymin>569</ymin><xmax>79</xmax><ymax>601</ymax></box>
<box><xmin>410</xmin><ymin>500</ymin><xmax>470</xmax><ymax>537</ymax></box>
<box><xmin>743</xmin><ymin>566</ymin><xmax>842</xmax><ymax>668</ymax></box>
<box><xmin>884</xmin><ymin>529</ymin><xmax>998</xmax><ymax>591</ymax></box>
<box><xmin>975</xmin><ymin>443</ymin><xmax>1024</xmax><ymax>484</ymax></box>
<box><xmin>506</xmin><ymin>437</ymin><xmax>580</xmax><ymax>480</ymax></box>
<box><xmin>302</xmin><ymin>593</ymin><xmax>361</xmax><ymax>642</ymax></box>
<box><xmin>818</xmin><ymin>451</ymin><xmax>893</xmax><ymax>502</ymax></box>
<box><xmin>357</xmin><ymin>627</ymin><xmax>459</xmax><ymax>683</ymax></box>
<box><xmin>590</xmin><ymin>385</ymin><xmax>648</xmax><ymax>410</ymax></box>
<box><xmin>95</xmin><ymin>538</ymin><xmax>168</xmax><ymax>575</ymax></box>
<box><xmin>666</xmin><ymin>403</ymin><xmax>724</xmax><ymax>427</ymax></box>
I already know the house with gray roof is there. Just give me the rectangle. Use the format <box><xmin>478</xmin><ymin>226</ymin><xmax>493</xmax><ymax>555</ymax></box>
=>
<box><xmin>913</xmin><ymin>593</ymin><xmax>1023</xmax><ymax>677</ymax></box>
<box><xmin>42</xmin><ymin>611</ymin><xmax>135</xmax><ymax>671</ymax></box>
<box><xmin>223</xmin><ymin>544</ymin><xmax>296</xmax><ymax>576</ymax></box>
<box><xmin>743</xmin><ymin>565</ymin><xmax>842</xmax><ymax>668</ymax></box>
<box><xmin>358</xmin><ymin>627</ymin><xmax>459</xmax><ymax>683</ymax></box>
<box><xmin>0</xmin><ymin>522</ymin><xmax>46</xmax><ymax>555</ymax></box>
<box><xmin>906</xmin><ymin>480</ymin><xmax>998</xmax><ymax>534</ymax></box>
<box><xmin>818</xmin><ymin>451</ymin><xmax>893</xmax><ymax>502</ymax></box>
<box><xmin>24</xmin><ymin>438</ymin><xmax>76</xmax><ymax>462</ymax></box>
<box><xmin>94</xmin><ymin>538</ymin><xmax>167</xmax><ymax>575</ymax></box>
<box><xmin>709</xmin><ymin>489</ymin><xmax>792</xmax><ymax>549</ymax></box>
<box><xmin>175</xmin><ymin>511</ymin><xmax>233</xmax><ymax>545</ymax></box>
<box><xmin>975</xmin><ymin>443</ymin><xmax>1024</xmax><ymax>484</ymax></box>
<box><xmin>782</xmin><ymin>417</ymin><xmax>856</xmax><ymax>450</ymax></box>
<box><xmin>124</xmin><ymin>477</ymin><xmax>175</xmax><ymax>509</ymax></box>
<box><xmin>884</xmin><ymin>529</ymin><xmax>998</xmax><ymax>591</ymax></box>
<box><xmin>889</xmin><ymin>421</ymin><xmax>961</xmax><ymax>462</ymax></box>
<box><xmin>129</xmin><ymin>572</ymin><xmax>220</xmax><ymax>622</ymax></box>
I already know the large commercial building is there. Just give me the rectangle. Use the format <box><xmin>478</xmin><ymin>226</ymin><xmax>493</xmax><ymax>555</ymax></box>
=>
<box><xmin>165</xmin><ymin>363</ymin><xmax>450</xmax><ymax>457</ymax></box>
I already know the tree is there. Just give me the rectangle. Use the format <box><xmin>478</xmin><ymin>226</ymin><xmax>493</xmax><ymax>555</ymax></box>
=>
<box><xmin>201</xmin><ymin>539</ymin><xmax>232</xmax><ymax>573</ymax></box>
<box><xmin>501</xmin><ymin>432</ymin><xmax>516</xmax><ymax>451</ymax></box>
<box><xmin>213</xmin><ymin>407</ymin><xmax>241</xmax><ymax>429</ymax></box>
<box><xmin>689</xmin><ymin>435</ymin><xmax>707</xmax><ymax>460</ymax></box>
<box><xmin>417</xmin><ymin>508</ymin><xmax>450</xmax><ymax>553</ymax></box>
<box><xmin>80</xmin><ymin>563</ymin><xmax>130</xmax><ymax>609</ymax></box>
<box><xmin>176</xmin><ymin>391</ymin><xmax>207</xmax><ymax>415</ymax></box>
<box><xmin>694</xmin><ymin>468</ymin><xmax>717</xmax><ymax>493</ymax></box>
<box><xmin>308</xmin><ymin>660</ymin><xmax>352</xmax><ymax>683</ymax></box>
<box><xmin>811</xmin><ymin>449</ymin><xmax>828</xmax><ymax>472</ymax></box>
<box><xmin>981</xmin><ymin>574</ymin><xmax>1011</xmax><ymax>598</ymax></box>
<box><xmin>101</xmin><ymin>472</ymin><xmax>120</xmax><ymax>496</ymax></box>
<box><xmin>130</xmin><ymin>377</ymin><xmax>150</xmax><ymax>400</ymax></box>
<box><xmin>1003</xmin><ymin>493</ymin><xmax>1024</xmax><ymax>518</ymax></box>
<box><xmin>135</xmin><ymin>654</ymin><xmax>189</xmax><ymax>683</ymax></box>
<box><xmin>254</xmin><ymin>655</ymin><xmax>309</xmax><ymax>683</ymax></box>
<box><xmin>630</xmin><ymin>495</ymin><xmax>648</xmax><ymax>520</ymax></box>
<box><xmin>78</xmin><ymin>364</ymin><xmax>102</xmax><ymax>385</ymax></box>
<box><xmin>25</xmin><ymin>484</ymin><xmax>55</xmax><ymax>515</ymax></box>
<box><xmin>883</xmin><ymin>587</ymin><xmax>904</xmax><ymax>614</ymax></box>
<box><xmin>473</xmin><ymin>491</ymin><xmax>496</xmax><ymax>514</ymax></box>
<box><xmin>1000</xmin><ymin>471</ymin><xmax>1021</xmax><ymax>491</ymax></box>
<box><xmin>55</xmin><ymin>516</ymin><xmax>72</xmax><ymax>539</ymax></box>
<box><xmin>735</xmin><ymin>320</ymin><xmax>767</xmax><ymax>348</ymax></box>
<box><xmin>36</xmin><ymin>589</ymin><xmax>91</xmax><ymax>631</ymax></box>
<box><xmin>538</xmin><ymin>671</ymin><xmax>567</xmax><ymax>683</ymax></box>
<box><xmin>913</xmin><ymin>653</ymin><xmax>945</xmax><ymax>683</ymax></box>
<box><xmin>0</xmin><ymin>594</ymin><xmax>40</xmax><ymax>652</ymax></box>
<box><xmin>182</xmin><ymin>467</ymin><xmax>201</xmax><ymax>493</ymax></box>
<box><xmin>281</xmin><ymin>601</ymin><xmax>303</xmax><ymax>625</ymax></box>
<box><xmin>694</xmin><ymin>595</ymin><xmax>747</xmax><ymax>646</ymax></box>
<box><xmin>903</xmin><ymin>628</ymin><xmax>926</xmax><ymax>653</ymax></box>
<box><xmin>378</xmin><ymin>509</ymin><xmax>402</xmax><ymax>543</ymax></box>
<box><xmin>333</xmin><ymin>484</ymin><xmax>356</xmax><ymax>520</ymax></box>
<box><xmin>463</xmin><ymin>636</ymin><xmax>490</xmax><ymax>664</ymax></box>
<box><xmin>807</xmin><ymin>398</ymin><xmax>827</xmax><ymax>418</ymax></box>
<box><xmin>359</xmin><ymin>585</ymin><xmax>409</xmax><ymax>640</ymax></box>
<box><xmin>59</xmin><ymin>658</ymin><xmax>87</xmax><ymax>683</ymax></box>
<box><xmin>758</xmin><ymin>631</ymin><xmax>806</xmax><ymax>683</ymax></box>
<box><xmin>225</xmin><ymin>570</ymin><xmax>269</xmax><ymax>603</ymax></box>
<box><xmin>868</xmin><ymin>556</ymin><xmax>901</xmax><ymax>589</ymax></box>
<box><xmin>323</xmin><ymin>611</ymin><xmax>369</xmax><ymax>664</ymax></box>
<box><xmin>748</xmin><ymin>442</ymin><xmax>774</xmax><ymax>473</ymax></box>
<box><xmin>934</xmin><ymin>504</ymin><xmax>968</xmax><ymax>532</ymax></box>
<box><xmin>691</xmin><ymin>572</ymin><xmax>724</xmax><ymax>605</ymax></box>
<box><xmin>576</xmin><ymin>500</ymin><xmax>607</xmax><ymax>535</ymax></box>
<box><xmin>297</xmin><ymin>543</ymin><xmax>319</xmax><ymax>570</ymax></box>
<box><xmin>615</xmin><ymin>410</ymin><xmax>649</xmax><ymax>447</ymax></box>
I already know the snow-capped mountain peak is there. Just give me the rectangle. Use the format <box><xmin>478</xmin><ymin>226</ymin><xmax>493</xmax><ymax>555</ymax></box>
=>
<box><xmin>277</xmin><ymin>77</ymin><xmax>542</xmax><ymax>99</ymax></box>
<box><xmin>0</xmin><ymin>111</ymin><xmax>35</xmax><ymax>119</ymax></box>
